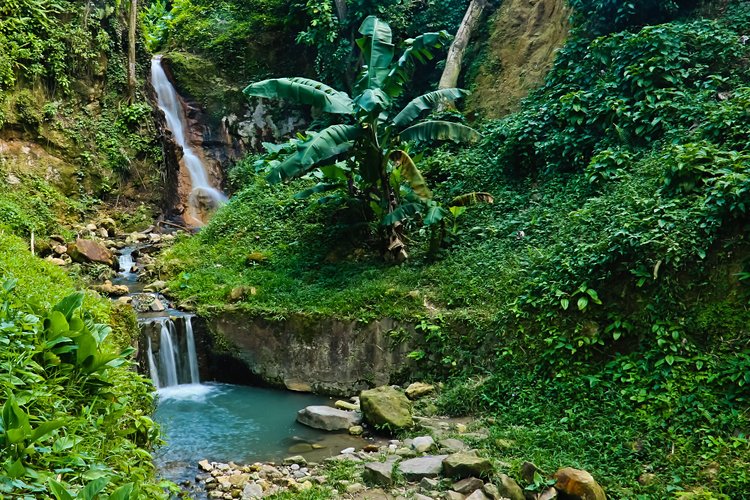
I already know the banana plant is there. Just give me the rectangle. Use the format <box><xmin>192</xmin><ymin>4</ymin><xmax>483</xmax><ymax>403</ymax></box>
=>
<box><xmin>244</xmin><ymin>15</ymin><xmax>481</xmax><ymax>261</ymax></box>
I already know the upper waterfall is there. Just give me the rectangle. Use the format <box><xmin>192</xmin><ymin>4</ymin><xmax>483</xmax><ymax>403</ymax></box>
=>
<box><xmin>151</xmin><ymin>55</ymin><xmax>227</xmax><ymax>225</ymax></box>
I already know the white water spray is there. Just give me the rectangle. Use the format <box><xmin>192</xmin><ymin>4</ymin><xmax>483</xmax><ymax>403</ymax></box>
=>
<box><xmin>151</xmin><ymin>56</ymin><xmax>226</xmax><ymax>224</ymax></box>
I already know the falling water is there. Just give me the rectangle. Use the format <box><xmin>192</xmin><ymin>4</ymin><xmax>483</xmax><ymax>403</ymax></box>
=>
<box><xmin>147</xmin><ymin>336</ymin><xmax>161</xmax><ymax>389</ymax></box>
<box><xmin>118</xmin><ymin>249</ymin><xmax>135</xmax><ymax>274</ymax></box>
<box><xmin>159</xmin><ymin>320</ymin><xmax>180</xmax><ymax>387</ymax></box>
<box><xmin>150</xmin><ymin>56</ymin><xmax>226</xmax><ymax>224</ymax></box>
<box><xmin>185</xmin><ymin>317</ymin><xmax>200</xmax><ymax>384</ymax></box>
<box><xmin>145</xmin><ymin>316</ymin><xmax>201</xmax><ymax>388</ymax></box>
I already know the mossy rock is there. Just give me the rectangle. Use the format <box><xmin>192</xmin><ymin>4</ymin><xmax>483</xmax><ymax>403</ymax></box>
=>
<box><xmin>360</xmin><ymin>385</ymin><xmax>413</xmax><ymax>432</ymax></box>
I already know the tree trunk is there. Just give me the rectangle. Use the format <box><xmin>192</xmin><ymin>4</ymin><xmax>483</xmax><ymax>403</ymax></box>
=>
<box><xmin>439</xmin><ymin>0</ymin><xmax>489</xmax><ymax>90</ymax></box>
<box><xmin>127</xmin><ymin>0</ymin><xmax>138</xmax><ymax>102</ymax></box>
<box><xmin>333</xmin><ymin>0</ymin><xmax>348</xmax><ymax>21</ymax></box>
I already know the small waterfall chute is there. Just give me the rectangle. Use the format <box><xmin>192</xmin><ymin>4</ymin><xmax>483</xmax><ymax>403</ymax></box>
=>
<box><xmin>145</xmin><ymin>316</ymin><xmax>201</xmax><ymax>389</ymax></box>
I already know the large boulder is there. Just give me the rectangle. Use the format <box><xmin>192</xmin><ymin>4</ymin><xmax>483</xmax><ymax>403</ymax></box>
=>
<box><xmin>398</xmin><ymin>455</ymin><xmax>449</xmax><ymax>481</ymax></box>
<box><xmin>68</xmin><ymin>238</ymin><xmax>114</xmax><ymax>266</ymax></box>
<box><xmin>363</xmin><ymin>459</ymin><xmax>398</xmax><ymax>486</ymax></box>
<box><xmin>552</xmin><ymin>468</ymin><xmax>606</xmax><ymax>500</ymax></box>
<box><xmin>360</xmin><ymin>386</ymin><xmax>412</xmax><ymax>431</ymax></box>
<box><xmin>442</xmin><ymin>452</ymin><xmax>493</xmax><ymax>479</ymax></box>
<box><xmin>495</xmin><ymin>473</ymin><xmax>525</xmax><ymax>500</ymax></box>
<box><xmin>296</xmin><ymin>405</ymin><xmax>362</xmax><ymax>431</ymax></box>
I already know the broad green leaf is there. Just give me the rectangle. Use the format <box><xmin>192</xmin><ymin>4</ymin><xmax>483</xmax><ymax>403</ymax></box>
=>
<box><xmin>423</xmin><ymin>206</ymin><xmax>448</xmax><ymax>225</ymax></box>
<box><xmin>78</xmin><ymin>477</ymin><xmax>110</xmax><ymax>500</ymax></box>
<box><xmin>30</xmin><ymin>419</ymin><xmax>66</xmax><ymax>442</ymax></box>
<box><xmin>243</xmin><ymin>78</ymin><xmax>354</xmax><ymax>115</ymax></box>
<box><xmin>5</xmin><ymin>458</ymin><xmax>25</xmax><ymax>478</ymax></box>
<box><xmin>561</xmin><ymin>298</ymin><xmax>570</xmax><ymax>310</ymax></box>
<box><xmin>383</xmin><ymin>202</ymin><xmax>423</xmax><ymax>226</ymax></box>
<box><xmin>354</xmin><ymin>88</ymin><xmax>391</xmax><ymax>114</ymax></box>
<box><xmin>392</xmin><ymin>88</ymin><xmax>469</xmax><ymax>128</ymax></box>
<box><xmin>52</xmin><ymin>293</ymin><xmax>84</xmax><ymax>321</ymax></box>
<box><xmin>400</xmin><ymin>120</ymin><xmax>481</xmax><ymax>143</ymax></box>
<box><xmin>267</xmin><ymin>125</ymin><xmax>360</xmax><ymax>183</ymax></box>
<box><xmin>108</xmin><ymin>483</ymin><xmax>134</xmax><ymax>500</ymax></box>
<box><xmin>46</xmin><ymin>311</ymin><xmax>69</xmax><ymax>338</ymax></box>
<box><xmin>577</xmin><ymin>296</ymin><xmax>589</xmax><ymax>310</ymax></box>
<box><xmin>48</xmin><ymin>479</ymin><xmax>74</xmax><ymax>500</ymax></box>
<box><xmin>356</xmin><ymin>16</ymin><xmax>395</xmax><ymax>90</ymax></box>
<box><xmin>385</xmin><ymin>31</ymin><xmax>452</xmax><ymax>97</ymax></box>
<box><xmin>390</xmin><ymin>150</ymin><xmax>432</xmax><ymax>199</ymax></box>
<box><xmin>76</xmin><ymin>332</ymin><xmax>98</xmax><ymax>367</ymax></box>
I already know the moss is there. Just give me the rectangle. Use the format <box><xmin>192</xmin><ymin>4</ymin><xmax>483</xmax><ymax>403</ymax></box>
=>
<box><xmin>164</xmin><ymin>51</ymin><xmax>247</xmax><ymax>123</ymax></box>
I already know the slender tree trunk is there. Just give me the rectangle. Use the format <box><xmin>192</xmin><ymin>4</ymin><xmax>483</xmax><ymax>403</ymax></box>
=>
<box><xmin>127</xmin><ymin>0</ymin><xmax>138</xmax><ymax>103</ymax></box>
<box><xmin>333</xmin><ymin>0</ymin><xmax>348</xmax><ymax>21</ymax></box>
<box><xmin>439</xmin><ymin>0</ymin><xmax>489</xmax><ymax>90</ymax></box>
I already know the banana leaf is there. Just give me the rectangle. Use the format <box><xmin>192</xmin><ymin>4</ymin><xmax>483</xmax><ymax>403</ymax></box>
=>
<box><xmin>244</xmin><ymin>77</ymin><xmax>354</xmax><ymax>115</ymax></box>
<box><xmin>400</xmin><ymin>120</ymin><xmax>481</xmax><ymax>143</ymax></box>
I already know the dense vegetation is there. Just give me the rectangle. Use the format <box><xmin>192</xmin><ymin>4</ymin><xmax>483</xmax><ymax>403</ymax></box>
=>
<box><xmin>162</xmin><ymin>0</ymin><xmax>750</xmax><ymax>497</ymax></box>
<box><xmin>0</xmin><ymin>230</ymin><xmax>165</xmax><ymax>498</ymax></box>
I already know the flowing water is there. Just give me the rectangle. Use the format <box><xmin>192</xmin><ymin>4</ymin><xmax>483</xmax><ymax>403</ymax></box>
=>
<box><xmin>150</xmin><ymin>56</ymin><xmax>227</xmax><ymax>225</ymax></box>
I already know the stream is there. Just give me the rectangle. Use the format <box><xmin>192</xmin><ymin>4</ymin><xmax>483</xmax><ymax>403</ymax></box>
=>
<box><xmin>113</xmin><ymin>250</ymin><xmax>369</xmax><ymax>493</ymax></box>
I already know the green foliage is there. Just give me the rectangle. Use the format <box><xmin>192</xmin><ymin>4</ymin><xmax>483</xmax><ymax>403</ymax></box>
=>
<box><xmin>0</xmin><ymin>233</ymin><xmax>163</xmax><ymax>498</ymax></box>
<box><xmin>245</xmin><ymin>16</ymin><xmax>480</xmax><ymax>259</ymax></box>
<box><xmin>569</xmin><ymin>0</ymin><xmax>699</xmax><ymax>35</ymax></box>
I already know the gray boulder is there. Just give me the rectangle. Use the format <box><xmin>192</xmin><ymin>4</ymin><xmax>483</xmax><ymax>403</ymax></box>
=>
<box><xmin>442</xmin><ymin>452</ymin><xmax>493</xmax><ymax>479</ymax></box>
<box><xmin>363</xmin><ymin>459</ymin><xmax>397</xmax><ymax>486</ymax></box>
<box><xmin>360</xmin><ymin>386</ymin><xmax>413</xmax><ymax>431</ymax></box>
<box><xmin>398</xmin><ymin>455</ymin><xmax>449</xmax><ymax>481</ymax></box>
<box><xmin>296</xmin><ymin>405</ymin><xmax>362</xmax><ymax>431</ymax></box>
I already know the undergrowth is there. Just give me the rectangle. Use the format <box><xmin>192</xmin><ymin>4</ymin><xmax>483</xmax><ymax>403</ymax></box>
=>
<box><xmin>160</xmin><ymin>0</ymin><xmax>750</xmax><ymax>496</ymax></box>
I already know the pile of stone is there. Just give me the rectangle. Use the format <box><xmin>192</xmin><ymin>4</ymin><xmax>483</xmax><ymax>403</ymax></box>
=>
<box><xmin>196</xmin><ymin>457</ymin><xmax>325</xmax><ymax>499</ymax></box>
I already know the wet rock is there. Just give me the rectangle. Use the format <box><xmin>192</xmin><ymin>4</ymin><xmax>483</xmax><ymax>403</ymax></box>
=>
<box><xmin>360</xmin><ymin>386</ymin><xmax>413</xmax><ymax>431</ymax></box>
<box><xmin>398</xmin><ymin>455</ymin><xmax>449</xmax><ymax>481</ymax></box>
<box><xmin>364</xmin><ymin>460</ymin><xmax>396</xmax><ymax>486</ymax></box>
<box><xmin>241</xmin><ymin>482</ymin><xmax>263</xmax><ymax>499</ymax></box>
<box><xmin>496</xmin><ymin>473</ymin><xmax>524</xmax><ymax>500</ymax></box>
<box><xmin>145</xmin><ymin>280</ymin><xmax>168</xmax><ymax>292</ymax></box>
<box><xmin>440</xmin><ymin>438</ymin><xmax>469</xmax><ymax>454</ymax></box>
<box><xmin>287</xmin><ymin>443</ymin><xmax>313</xmax><ymax>454</ymax></box>
<box><xmin>538</xmin><ymin>487</ymin><xmax>558</xmax><ymax>500</ymax></box>
<box><xmin>335</xmin><ymin>400</ymin><xmax>360</xmax><ymax>411</ymax></box>
<box><xmin>413</xmin><ymin>436</ymin><xmax>436</xmax><ymax>453</ymax></box>
<box><xmin>282</xmin><ymin>456</ymin><xmax>307</xmax><ymax>466</ymax></box>
<box><xmin>297</xmin><ymin>405</ymin><xmax>362</xmax><ymax>431</ymax></box>
<box><xmin>453</xmin><ymin>477</ymin><xmax>484</xmax><ymax>495</ymax></box>
<box><xmin>68</xmin><ymin>238</ymin><xmax>114</xmax><ymax>266</ymax></box>
<box><xmin>552</xmin><ymin>467</ymin><xmax>605</xmax><ymax>500</ymax></box>
<box><xmin>442</xmin><ymin>452</ymin><xmax>493</xmax><ymax>479</ymax></box>
<box><xmin>94</xmin><ymin>280</ymin><xmax>129</xmax><ymax>297</ymax></box>
<box><xmin>406</xmin><ymin>382</ymin><xmax>435</xmax><ymax>400</ymax></box>
<box><xmin>199</xmin><ymin>460</ymin><xmax>212</xmax><ymax>471</ymax></box>
<box><xmin>444</xmin><ymin>491</ymin><xmax>465</xmax><ymax>500</ymax></box>
<box><xmin>465</xmin><ymin>490</ymin><xmax>490</xmax><ymax>500</ymax></box>
<box><xmin>520</xmin><ymin>462</ymin><xmax>542</xmax><ymax>484</ymax></box>
<box><xmin>349</xmin><ymin>425</ymin><xmax>364</xmax><ymax>436</ymax></box>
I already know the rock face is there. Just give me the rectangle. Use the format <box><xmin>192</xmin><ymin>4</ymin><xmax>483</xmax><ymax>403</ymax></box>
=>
<box><xmin>296</xmin><ymin>405</ymin><xmax>362</xmax><ymax>431</ymax></box>
<box><xmin>68</xmin><ymin>238</ymin><xmax>114</xmax><ymax>266</ymax></box>
<box><xmin>442</xmin><ymin>452</ymin><xmax>493</xmax><ymax>479</ymax></box>
<box><xmin>360</xmin><ymin>386</ymin><xmax>413</xmax><ymax>431</ymax></box>
<box><xmin>468</xmin><ymin>0</ymin><xmax>571</xmax><ymax>118</ymax></box>
<box><xmin>398</xmin><ymin>455</ymin><xmax>449</xmax><ymax>481</ymax></box>
<box><xmin>208</xmin><ymin>313</ymin><xmax>414</xmax><ymax>395</ymax></box>
<box><xmin>553</xmin><ymin>468</ymin><xmax>606</xmax><ymax>500</ymax></box>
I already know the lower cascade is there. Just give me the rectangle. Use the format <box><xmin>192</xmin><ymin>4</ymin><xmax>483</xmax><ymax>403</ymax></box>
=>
<box><xmin>143</xmin><ymin>315</ymin><xmax>200</xmax><ymax>389</ymax></box>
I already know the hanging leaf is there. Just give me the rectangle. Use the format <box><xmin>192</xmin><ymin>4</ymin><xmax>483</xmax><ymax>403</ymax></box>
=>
<box><xmin>450</xmin><ymin>192</ymin><xmax>495</xmax><ymax>206</ymax></box>
<box><xmin>400</xmin><ymin>120</ymin><xmax>481</xmax><ymax>143</ymax></box>
<box><xmin>392</xmin><ymin>88</ymin><xmax>469</xmax><ymax>128</ymax></box>
<box><xmin>390</xmin><ymin>150</ymin><xmax>432</xmax><ymax>199</ymax></box>
<box><xmin>243</xmin><ymin>78</ymin><xmax>354</xmax><ymax>114</ymax></box>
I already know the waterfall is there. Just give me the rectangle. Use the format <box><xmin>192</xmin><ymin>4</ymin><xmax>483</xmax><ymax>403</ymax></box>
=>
<box><xmin>185</xmin><ymin>317</ymin><xmax>200</xmax><ymax>384</ymax></box>
<box><xmin>118</xmin><ymin>249</ymin><xmax>135</xmax><ymax>274</ymax></box>
<box><xmin>150</xmin><ymin>56</ymin><xmax>226</xmax><ymax>225</ymax></box>
<box><xmin>147</xmin><ymin>336</ymin><xmax>161</xmax><ymax>390</ymax></box>
<box><xmin>145</xmin><ymin>316</ymin><xmax>201</xmax><ymax>389</ymax></box>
